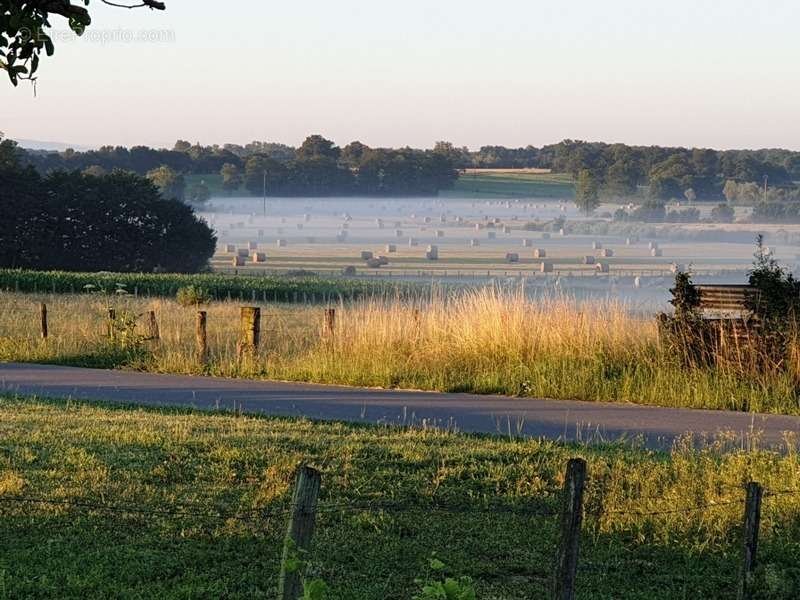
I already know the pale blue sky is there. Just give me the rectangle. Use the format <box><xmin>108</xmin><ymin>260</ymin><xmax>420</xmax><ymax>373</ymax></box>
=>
<box><xmin>3</xmin><ymin>0</ymin><xmax>799</xmax><ymax>150</ymax></box>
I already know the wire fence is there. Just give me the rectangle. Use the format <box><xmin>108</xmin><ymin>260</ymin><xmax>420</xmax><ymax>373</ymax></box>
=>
<box><xmin>2</xmin><ymin>459</ymin><xmax>798</xmax><ymax>598</ymax></box>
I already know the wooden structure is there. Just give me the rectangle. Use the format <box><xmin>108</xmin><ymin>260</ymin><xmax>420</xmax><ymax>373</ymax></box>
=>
<box><xmin>694</xmin><ymin>284</ymin><xmax>758</xmax><ymax>340</ymax></box>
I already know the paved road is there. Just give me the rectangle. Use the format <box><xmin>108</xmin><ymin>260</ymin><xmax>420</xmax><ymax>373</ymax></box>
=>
<box><xmin>1</xmin><ymin>362</ymin><xmax>799</xmax><ymax>450</ymax></box>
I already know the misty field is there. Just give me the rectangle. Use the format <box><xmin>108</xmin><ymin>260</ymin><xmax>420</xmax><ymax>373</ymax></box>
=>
<box><xmin>1</xmin><ymin>394</ymin><xmax>799</xmax><ymax>598</ymax></box>
<box><xmin>2</xmin><ymin>287</ymin><xmax>800</xmax><ymax>415</ymax></box>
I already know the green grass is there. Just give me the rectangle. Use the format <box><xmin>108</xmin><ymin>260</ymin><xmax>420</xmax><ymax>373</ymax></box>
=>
<box><xmin>1</xmin><ymin>394</ymin><xmax>799</xmax><ymax>598</ymax></box>
<box><xmin>444</xmin><ymin>171</ymin><xmax>575</xmax><ymax>199</ymax></box>
<box><xmin>0</xmin><ymin>269</ymin><xmax>422</xmax><ymax>303</ymax></box>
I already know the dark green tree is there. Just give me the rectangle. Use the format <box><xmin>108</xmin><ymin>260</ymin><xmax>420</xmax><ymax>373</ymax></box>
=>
<box><xmin>574</xmin><ymin>169</ymin><xmax>600</xmax><ymax>215</ymax></box>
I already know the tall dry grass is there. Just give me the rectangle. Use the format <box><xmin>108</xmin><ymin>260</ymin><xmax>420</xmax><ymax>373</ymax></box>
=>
<box><xmin>1</xmin><ymin>287</ymin><xmax>799</xmax><ymax>413</ymax></box>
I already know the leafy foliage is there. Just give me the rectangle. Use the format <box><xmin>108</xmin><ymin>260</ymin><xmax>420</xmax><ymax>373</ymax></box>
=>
<box><xmin>747</xmin><ymin>235</ymin><xmax>800</xmax><ymax>331</ymax></box>
<box><xmin>1</xmin><ymin>0</ymin><xmax>165</xmax><ymax>85</ymax></box>
<box><xmin>175</xmin><ymin>285</ymin><xmax>211</xmax><ymax>307</ymax></box>
<box><xmin>0</xmin><ymin>163</ymin><xmax>215</xmax><ymax>273</ymax></box>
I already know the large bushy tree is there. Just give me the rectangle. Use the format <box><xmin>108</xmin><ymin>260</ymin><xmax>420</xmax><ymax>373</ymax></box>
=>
<box><xmin>0</xmin><ymin>142</ymin><xmax>215</xmax><ymax>272</ymax></box>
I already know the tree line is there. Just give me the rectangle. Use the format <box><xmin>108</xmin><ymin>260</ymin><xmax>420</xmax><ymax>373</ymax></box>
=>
<box><xmin>0</xmin><ymin>135</ymin><xmax>215</xmax><ymax>273</ymax></box>
<box><xmin>21</xmin><ymin>135</ymin><xmax>460</xmax><ymax>198</ymax></box>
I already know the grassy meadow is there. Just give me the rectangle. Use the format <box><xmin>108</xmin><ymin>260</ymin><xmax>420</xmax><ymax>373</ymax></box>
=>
<box><xmin>2</xmin><ymin>287</ymin><xmax>800</xmax><ymax>415</ymax></box>
<box><xmin>444</xmin><ymin>170</ymin><xmax>575</xmax><ymax>199</ymax></box>
<box><xmin>1</xmin><ymin>394</ymin><xmax>800</xmax><ymax>598</ymax></box>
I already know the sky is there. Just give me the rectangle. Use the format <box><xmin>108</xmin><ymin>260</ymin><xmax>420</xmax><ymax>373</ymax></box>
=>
<box><xmin>3</xmin><ymin>0</ymin><xmax>800</xmax><ymax>151</ymax></box>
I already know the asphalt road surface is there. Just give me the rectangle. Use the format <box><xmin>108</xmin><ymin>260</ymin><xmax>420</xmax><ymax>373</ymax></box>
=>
<box><xmin>1</xmin><ymin>362</ymin><xmax>799</xmax><ymax>451</ymax></box>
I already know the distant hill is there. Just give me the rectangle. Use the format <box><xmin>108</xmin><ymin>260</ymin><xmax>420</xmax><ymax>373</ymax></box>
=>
<box><xmin>15</xmin><ymin>138</ymin><xmax>94</xmax><ymax>152</ymax></box>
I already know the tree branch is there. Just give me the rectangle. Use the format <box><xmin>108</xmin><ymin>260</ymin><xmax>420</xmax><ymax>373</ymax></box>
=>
<box><xmin>101</xmin><ymin>0</ymin><xmax>166</xmax><ymax>9</ymax></box>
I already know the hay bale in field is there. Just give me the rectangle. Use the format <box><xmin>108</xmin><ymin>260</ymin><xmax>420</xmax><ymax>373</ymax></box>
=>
<box><xmin>626</xmin><ymin>236</ymin><xmax>638</xmax><ymax>245</ymax></box>
<box><xmin>276</xmin><ymin>239</ymin><xmax>287</xmax><ymax>247</ymax></box>
<box><xmin>248</xmin><ymin>241</ymin><xmax>258</xmax><ymax>250</ymax></box>
<box><xmin>474</xmin><ymin>223</ymin><xmax>483</xmax><ymax>231</ymax></box>
<box><xmin>366</xmin><ymin>257</ymin><xmax>382</xmax><ymax>268</ymax></box>
<box><xmin>224</xmin><ymin>244</ymin><xmax>236</xmax><ymax>253</ymax></box>
<box><xmin>487</xmin><ymin>231</ymin><xmax>496</xmax><ymax>239</ymax></box>
<box><xmin>651</xmin><ymin>248</ymin><xmax>663</xmax><ymax>257</ymax></box>
<box><xmin>304</xmin><ymin>214</ymin><xmax>311</xmax><ymax>222</ymax></box>
<box><xmin>385</xmin><ymin>244</ymin><xmax>397</xmax><ymax>253</ymax></box>
<box><xmin>596</xmin><ymin>262</ymin><xmax>610</xmax><ymax>273</ymax></box>
<box><xmin>522</xmin><ymin>239</ymin><xmax>532</xmax><ymax>247</ymax></box>
<box><xmin>342</xmin><ymin>265</ymin><xmax>357</xmax><ymax>275</ymax></box>
<box><xmin>376</xmin><ymin>219</ymin><xmax>385</xmax><ymax>229</ymax></box>
<box><xmin>559</xmin><ymin>228</ymin><xmax>566</xmax><ymax>236</ymax></box>
<box><xmin>426</xmin><ymin>245</ymin><xmax>439</xmax><ymax>260</ymax></box>
<box><xmin>634</xmin><ymin>276</ymin><xmax>641</xmax><ymax>288</ymax></box>
<box><xmin>435</xmin><ymin>230</ymin><xmax>445</xmax><ymax>238</ymax></box>
<box><xmin>439</xmin><ymin>215</ymin><xmax>446</xmax><ymax>223</ymax></box>
<box><xmin>648</xmin><ymin>241</ymin><xmax>659</xmax><ymax>250</ymax></box>
<box><xmin>600</xmin><ymin>248</ymin><xmax>614</xmax><ymax>258</ymax></box>
<box><xmin>540</xmin><ymin>261</ymin><xmax>554</xmax><ymax>273</ymax></box>
<box><xmin>233</xmin><ymin>256</ymin><xmax>245</xmax><ymax>267</ymax></box>
<box><xmin>237</xmin><ymin>248</ymin><xmax>249</xmax><ymax>258</ymax></box>
<box><xmin>533</xmin><ymin>248</ymin><xmax>547</xmax><ymax>258</ymax></box>
<box><xmin>360</xmin><ymin>250</ymin><xmax>374</xmax><ymax>260</ymax></box>
<box><xmin>470</xmin><ymin>239</ymin><xmax>480</xmax><ymax>247</ymax></box>
<box><xmin>582</xmin><ymin>255</ymin><xmax>596</xmax><ymax>265</ymax></box>
<box><xmin>506</xmin><ymin>252</ymin><xmax>519</xmax><ymax>263</ymax></box>
<box><xmin>592</xmin><ymin>241</ymin><xmax>602</xmax><ymax>250</ymax></box>
<box><xmin>251</xmin><ymin>252</ymin><xmax>267</xmax><ymax>263</ymax></box>
<box><xmin>377</xmin><ymin>255</ymin><xmax>389</xmax><ymax>265</ymax></box>
<box><xmin>424</xmin><ymin>216</ymin><xmax>432</xmax><ymax>223</ymax></box>
<box><xmin>408</xmin><ymin>237</ymin><xmax>418</xmax><ymax>247</ymax></box>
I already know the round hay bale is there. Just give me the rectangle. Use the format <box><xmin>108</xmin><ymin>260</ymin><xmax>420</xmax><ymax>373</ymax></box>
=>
<box><xmin>582</xmin><ymin>255</ymin><xmax>596</xmax><ymax>265</ymax></box>
<box><xmin>534</xmin><ymin>248</ymin><xmax>547</xmax><ymax>258</ymax></box>
<box><xmin>385</xmin><ymin>244</ymin><xmax>397</xmax><ymax>253</ymax></box>
<box><xmin>360</xmin><ymin>251</ymin><xmax>374</xmax><ymax>260</ymax></box>
<box><xmin>276</xmin><ymin>239</ymin><xmax>287</xmax><ymax>247</ymax></box>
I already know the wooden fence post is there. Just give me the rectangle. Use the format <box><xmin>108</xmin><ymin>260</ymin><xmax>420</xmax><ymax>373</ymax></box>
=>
<box><xmin>278</xmin><ymin>465</ymin><xmax>322</xmax><ymax>600</ymax></box>
<box><xmin>147</xmin><ymin>310</ymin><xmax>160</xmax><ymax>341</ymax></box>
<box><xmin>738</xmin><ymin>481</ymin><xmax>764</xmax><ymax>600</ymax></box>
<box><xmin>195</xmin><ymin>311</ymin><xmax>208</xmax><ymax>365</ymax></box>
<box><xmin>237</xmin><ymin>306</ymin><xmax>260</xmax><ymax>356</ymax></box>
<box><xmin>324</xmin><ymin>308</ymin><xmax>335</xmax><ymax>337</ymax></box>
<box><xmin>553</xmin><ymin>458</ymin><xmax>587</xmax><ymax>600</ymax></box>
<box><xmin>106</xmin><ymin>308</ymin><xmax>116</xmax><ymax>339</ymax></box>
<box><xmin>40</xmin><ymin>303</ymin><xmax>48</xmax><ymax>339</ymax></box>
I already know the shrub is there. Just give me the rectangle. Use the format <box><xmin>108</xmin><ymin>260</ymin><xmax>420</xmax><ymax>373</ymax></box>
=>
<box><xmin>176</xmin><ymin>285</ymin><xmax>212</xmax><ymax>307</ymax></box>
